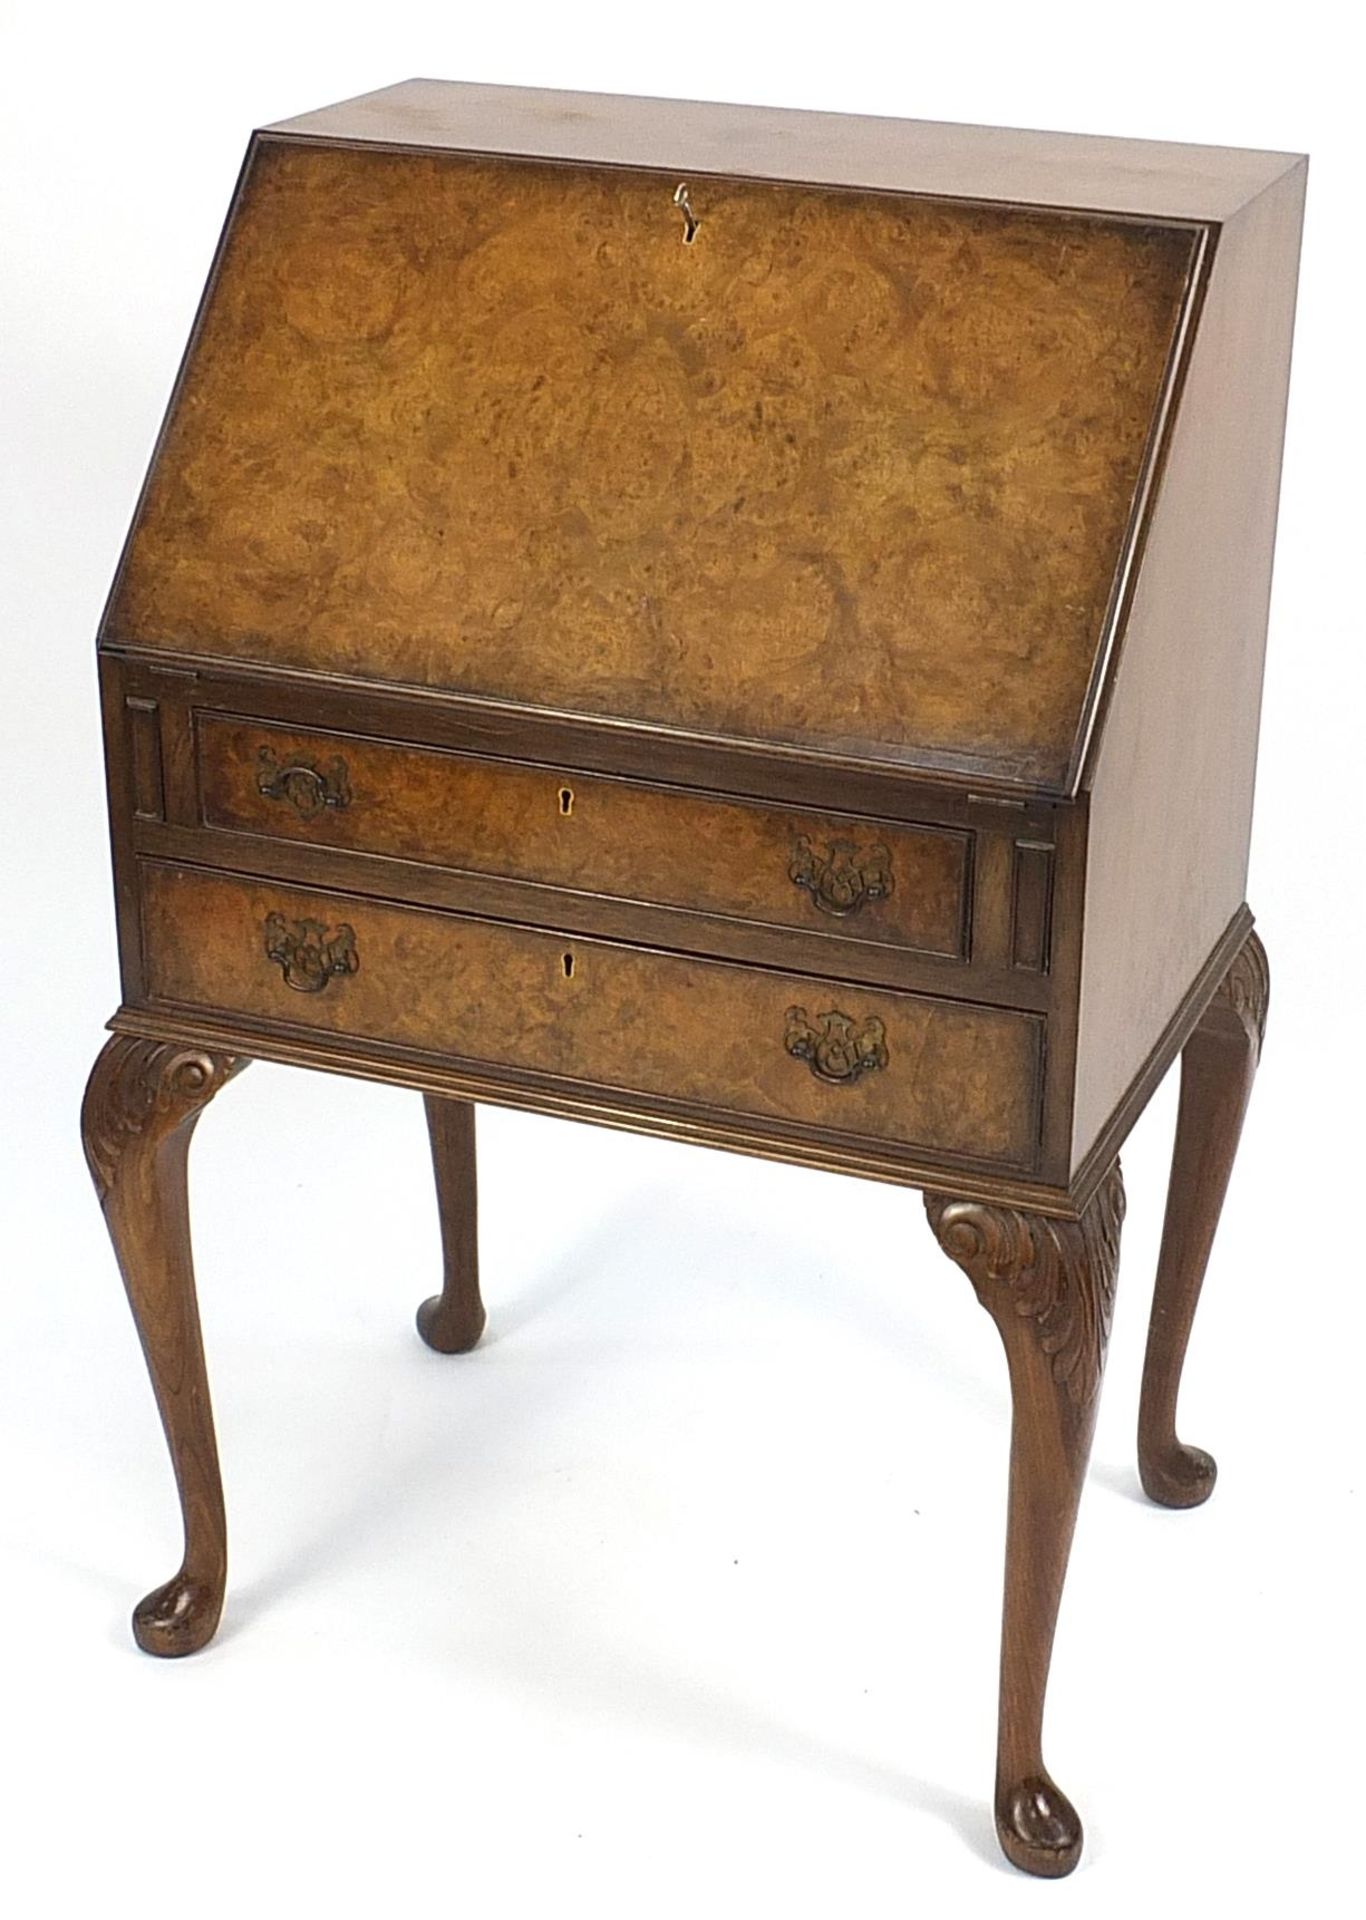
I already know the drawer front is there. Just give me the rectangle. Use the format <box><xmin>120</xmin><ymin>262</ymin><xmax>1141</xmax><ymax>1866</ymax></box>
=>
<box><xmin>140</xmin><ymin>863</ymin><xmax>1042</xmax><ymax>1170</ymax></box>
<box><xmin>196</xmin><ymin>715</ymin><xmax>970</xmax><ymax>959</ymax></box>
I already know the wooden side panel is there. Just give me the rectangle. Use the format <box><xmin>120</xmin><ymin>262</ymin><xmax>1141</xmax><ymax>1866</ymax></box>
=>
<box><xmin>1070</xmin><ymin>162</ymin><xmax>1305</xmax><ymax>1169</ymax></box>
<box><xmin>195</xmin><ymin>713</ymin><xmax>970</xmax><ymax>959</ymax></box>
<box><xmin>139</xmin><ymin>861</ymin><xmax>1044</xmax><ymax>1171</ymax></box>
<box><xmin>104</xmin><ymin>139</ymin><xmax>1198</xmax><ymax>790</ymax></box>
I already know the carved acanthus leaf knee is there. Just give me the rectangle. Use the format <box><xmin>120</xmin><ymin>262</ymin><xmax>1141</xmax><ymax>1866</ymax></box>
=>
<box><xmin>924</xmin><ymin>1166</ymin><xmax>1125</xmax><ymax>1412</ymax></box>
<box><xmin>83</xmin><ymin>1036</ymin><xmax>246</xmax><ymax>1202</ymax></box>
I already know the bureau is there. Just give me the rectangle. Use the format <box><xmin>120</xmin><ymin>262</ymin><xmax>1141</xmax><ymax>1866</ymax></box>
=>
<box><xmin>84</xmin><ymin>80</ymin><xmax>1304</xmax><ymax>1878</ymax></box>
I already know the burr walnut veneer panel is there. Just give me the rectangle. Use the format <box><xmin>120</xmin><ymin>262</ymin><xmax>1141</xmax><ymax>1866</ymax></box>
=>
<box><xmin>195</xmin><ymin>713</ymin><xmax>970</xmax><ymax>959</ymax></box>
<box><xmin>106</xmin><ymin>139</ymin><xmax>1198</xmax><ymax>789</ymax></box>
<box><xmin>139</xmin><ymin>861</ymin><xmax>1042</xmax><ymax>1171</ymax></box>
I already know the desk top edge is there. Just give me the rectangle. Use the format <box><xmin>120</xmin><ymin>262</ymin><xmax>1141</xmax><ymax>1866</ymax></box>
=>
<box><xmin>264</xmin><ymin>78</ymin><xmax>1305</xmax><ymax>222</ymax></box>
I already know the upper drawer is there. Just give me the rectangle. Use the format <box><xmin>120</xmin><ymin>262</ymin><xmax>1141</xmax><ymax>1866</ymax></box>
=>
<box><xmin>195</xmin><ymin>714</ymin><xmax>970</xmax><ymax>960</ymax></box>
<box><xmin>102</xmin><ymin>138</ymin><xmax>1200</xmax><ymax>791</ymax></box>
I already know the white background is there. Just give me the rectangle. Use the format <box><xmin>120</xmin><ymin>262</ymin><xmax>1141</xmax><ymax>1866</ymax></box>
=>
<box><xmin>2</xmin><ymin>4</ymin><xmax>1362</xmax><ymax>1914</ymax></box>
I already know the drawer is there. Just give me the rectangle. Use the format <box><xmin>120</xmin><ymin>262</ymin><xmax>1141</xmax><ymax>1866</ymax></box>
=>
<box><xmin>195</xmin><ymin>714</ymin><xmax>971</xmax><ymax>960</ymax></box>
<box><xmin>139</xmin><ymin>862</ymin><xmax>1042</xmax><ymax>1171</ymax></box>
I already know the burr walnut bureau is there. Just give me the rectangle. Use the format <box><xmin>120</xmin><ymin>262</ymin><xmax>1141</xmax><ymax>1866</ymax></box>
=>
<box><xmin>84</xmin><ymin>79</ymin><xmax>1304</xmax><ymax>1877</ymax></box>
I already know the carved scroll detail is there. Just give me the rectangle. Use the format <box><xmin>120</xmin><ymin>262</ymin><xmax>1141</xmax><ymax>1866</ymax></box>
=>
<box><xmin>1215</xmin><ymin>929</ymin><xmax>1269</xmax><ymax>1057</ymax></box>
<box><xmin>82</xmin><ymin>1036</ymin><xmax>245</xmax><ymax>1204</ymax></box>
<box><xmin>788</xmin><ymin>835</ymin><xmax>893</xmax><ymax>917</ymax></box>
<box><xmin>925</xmin><ymin>1164</ymin><xmax>1125</xmax><ymax>1410</ymax></box>
<box><xmin>784</xmin><ymin>1005</ymin><xmax>888</xmax><ymax>1084</ymax></box>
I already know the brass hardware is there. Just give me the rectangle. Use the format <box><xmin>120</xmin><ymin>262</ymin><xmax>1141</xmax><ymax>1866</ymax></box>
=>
<box><xmin>559</xmin><ymin>785</ymin><xmax>574</xmax><ymax>815</ymax></box>
<box><xmin>257</xmin><ymin>746</ymin><xmax>351</xmax><ymax>820</ymax></box>
<box><xmin>673</xmin><ymin>181</ymin><xmax>699</xmax><ymax>244</ymax></box>
<box><xmin>562</xmin><ymin>951</ymin><xmax>575</xmax><ymax>979</ymax></box>
<box><xmin>788</xmin><ymin>835</ymin><xmax>893</xmax><ymax>916</ymax></box>
<box><xmin>784</xmin><ymin>1006</ymin><xmax>888</xmax><ymax>1084</ymax></box>
<box><xmin>264</xmin><ymin>912</ymin><xmax>359</xmax><ymax>993</ymax></box>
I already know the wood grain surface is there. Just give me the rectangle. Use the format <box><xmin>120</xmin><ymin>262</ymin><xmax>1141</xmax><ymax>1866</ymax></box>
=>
<box><xmin>81</xmin><ymin>1034</ymin><xmax>247</xmax><ymax>1657</ymax></box>
<box><xmin>1138</xmin><ymin>929</ymin><xmax>1267</xmax><ymax>1508</ymax></box>
<box><xmin>418</xmin><ymin>1094</ymin><xmax>485</xmax><ymax>1354</ymax></box>
<box><xmin>195</xmin><ymin>713</ymin><xmax>971</xmax><ymax>958</ymax></box>
<box><xmin>268</xmin><ymin>79</ymin><xmax>1301</xmax><ymax>224</ymax></box>
<box><xmin>138</xmin><ymin>860</ymin><xmax>1044</xmax><ymax>1169</ymax></box>
<box><xmin>105</xmin><ymin>139</ymin><xmax>1198</xmax><ymax>788</ymax></box>
<box><xmin>926</xmin><ymin>1160</ymin><xmax>1125</xmax><ymax>1876</ymax></box>
<box><xmin>1070</xmin><ymin>159</ymin><xmax>1305</xmax><ymax>1165</ymax></box>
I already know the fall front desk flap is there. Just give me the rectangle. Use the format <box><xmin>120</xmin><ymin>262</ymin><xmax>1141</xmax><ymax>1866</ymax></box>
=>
<box><xmin>101</xmin><ymin>86</ymin><xmax>1213</xmax><ymax>793</ymax></box>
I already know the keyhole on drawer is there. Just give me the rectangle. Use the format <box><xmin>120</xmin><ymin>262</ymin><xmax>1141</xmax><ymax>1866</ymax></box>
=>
<box><xmin>559</xmin><ymin>786</ymin><xmax>574</xmax><ymax>816</ymax></box>
<box><xmin>562</xmin><ymin>951</ymin><xmax>575</xmax><ymax>979</ymax></box>
<box><xmin>673</xmin><ymin>182</ymin><xmax>699</xmax><ymax>245</ymax></box>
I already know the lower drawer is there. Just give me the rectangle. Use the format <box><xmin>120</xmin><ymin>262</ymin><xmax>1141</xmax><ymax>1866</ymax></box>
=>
<box><xmin>138</xmin><ymin>862</ymin><xmax>1043</xmax><ymax>1171</ymax></box>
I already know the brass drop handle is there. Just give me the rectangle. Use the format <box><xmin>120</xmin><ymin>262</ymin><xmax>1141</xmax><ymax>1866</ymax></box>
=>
<box><xmin>788</xmin><ymin>835</ymin><xmax>893</xmax><ymax>917</ymax></box>
<box><xmin>784</xmin><ymin>1006</ymin><xmax>888</xmax><ymax>1084</ymax></box>
<box><xmin>264</xmin><ymin>912</ymin><xmax>359</xmax><ymax>993</ymax></box>
<box><xmin>257</xmin><ymin>746</ymin><xmax>351</xmax><ymax>820</ymax></box>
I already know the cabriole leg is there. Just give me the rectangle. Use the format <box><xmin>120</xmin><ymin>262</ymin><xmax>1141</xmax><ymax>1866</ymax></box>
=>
<box><xmin>82</xmin><ymin>1032</ymin><xmax>246</xmax><ymax>1656</ymax></box>
<box><xmin>925</xmin><ymin>1163</ymin><xmax>1125</xmax><ymax>1878</ymax></box>
<box><xmin>416</xmin><ymin>1095</ymin><xmax>485</xmax><ymax>1353</ymax></box>
<box><xmin>1139</xmin><ymin>929</ymin><xmax>1268</xmax><ymax>1507</ymax></box>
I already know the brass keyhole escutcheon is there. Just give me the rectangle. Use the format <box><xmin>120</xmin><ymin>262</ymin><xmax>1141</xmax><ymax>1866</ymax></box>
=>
<box><xmin>562</xmin><ymin>951</ymin><xmax>575</xmax><ymax>979</ymax></box>
<box><xmin>559</xmin><ymin>786</ymin><xmax>574</xmax><ymax>816</ymax></box>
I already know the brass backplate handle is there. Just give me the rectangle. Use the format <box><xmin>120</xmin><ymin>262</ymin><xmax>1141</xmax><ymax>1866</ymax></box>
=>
<box><xmin>784</xmin><ymin>1005</ymin><xmax>888</xmax><ymax>1083</ymax></box>
<box><xmin>264</xmin><ymin>912</ymin><xmax>359</xmax><ymax>993</ymax></box>
<box><xmin>788</xmin><ymin>834</ymin><xmax>892</xmax><ymax>916</ymax></box>
<box><xmin>257</xmin><ymin>746</ymin><xmax>351</xmax><ymax>820</ymax></box>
